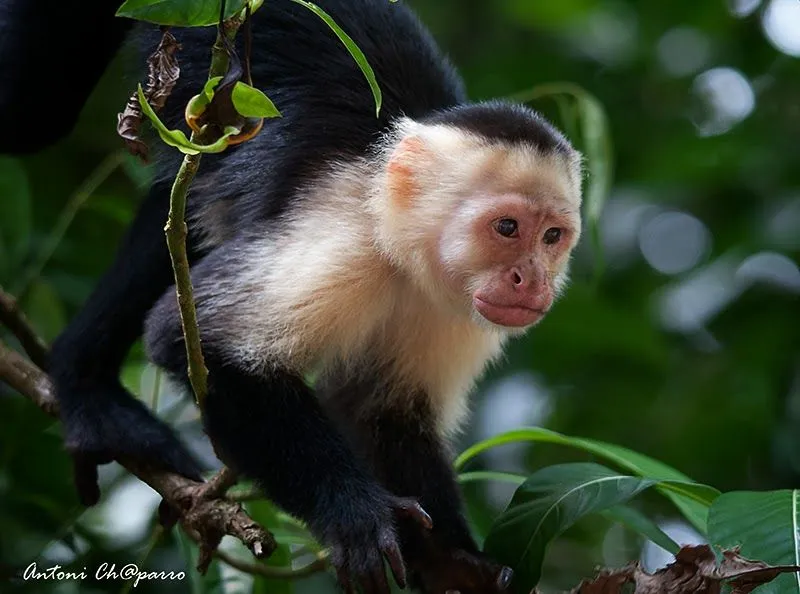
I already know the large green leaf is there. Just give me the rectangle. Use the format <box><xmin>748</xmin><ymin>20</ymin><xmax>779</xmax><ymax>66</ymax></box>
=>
<box><xmin>708</xmin><ymin>490</ymin><xmax>800</xmax><ymax>594</ymax></box>
<box><xmin>484</xmin><ymin>463</ymin><xmax>717</xmax><ymax>592</ymax></box>
<box><xmin>289</xmin><ymin>0</ymin><xmax>382</xmax><ymax>116</ymax></box>
<box><xmin>457</xmin><ymin>470</ymin><xmax>681</xmax><ymax>554</ymax></box>
<box><xmin>116</xmin><ymin>0</ymin><xmax>247</xmax><ymax>26</ymax></box>
<box><xmin>455</xmin><ymin>427</ymin><xmax>719</xmax><ymax>532</ymax></box>
<box><xmin>484</xmin><ymin>463</ymin><xmax>658</xmax><ymax>591</ymax></box>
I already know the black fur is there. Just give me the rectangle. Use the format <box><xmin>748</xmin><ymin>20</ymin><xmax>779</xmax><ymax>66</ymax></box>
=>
<box><xmin>150</xmin><ymin>0</ymin><xmax>468</xmax><ymax>227</ymax></box>
<box><xmin>422</xmin><ymin>100</ymin><xmax>574</xmax><ymax>155</ymax></box>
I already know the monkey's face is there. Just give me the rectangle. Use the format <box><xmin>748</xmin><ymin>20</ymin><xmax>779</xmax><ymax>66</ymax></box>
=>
<box><xmin>380</xmin><ymin>124</ymin><xmax>582</xmax><ymax>330</ymax></box>
<box><xmin>437</xmin><ymin>191</ymin><xmax>580</xmax><ymax>330</ymax></box>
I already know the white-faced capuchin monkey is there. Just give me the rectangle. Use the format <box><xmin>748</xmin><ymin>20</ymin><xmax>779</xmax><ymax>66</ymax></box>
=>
<box><xmin>0</xmin><ymin>0</ymin><xmax>582</xmax><ymax>592</ymax></box>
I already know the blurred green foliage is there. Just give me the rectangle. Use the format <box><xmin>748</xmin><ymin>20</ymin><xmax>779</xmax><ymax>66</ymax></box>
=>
<box><xmin>1</xmin><ymin>0</ymin><xmax>798</xmax><ymax>592</ymax></box>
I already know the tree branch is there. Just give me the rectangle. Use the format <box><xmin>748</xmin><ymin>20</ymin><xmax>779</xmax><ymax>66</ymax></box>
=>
<box><xmin>0</xmin><ymin>337</ymin><xmax>276</xmax><ymax>569</ymax></box>
<box><xmin>0</xmin><ymin>287</ymin><xmax>49</xmax><ymax>369</ymax></box>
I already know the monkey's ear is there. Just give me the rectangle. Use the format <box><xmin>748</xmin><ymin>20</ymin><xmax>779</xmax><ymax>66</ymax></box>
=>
<box><xmin>387</xmin><ymin>135</ymin><xmax>429</xmax><ymax>208</ymax></box>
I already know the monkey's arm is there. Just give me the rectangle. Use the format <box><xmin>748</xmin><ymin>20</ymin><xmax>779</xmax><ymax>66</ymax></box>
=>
<box><xmin>328</xmin><ymin>391</ymin><xmax>513</xmax><ymax>594</ymax></box>
<box><xmin>49</xmin><ymin>181</ymin><xmax>203</xmax><ymax>504</ymax></box>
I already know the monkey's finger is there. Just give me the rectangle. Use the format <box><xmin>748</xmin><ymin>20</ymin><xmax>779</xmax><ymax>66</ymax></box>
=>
<box><xmin>334</xmin><ymin>565</ymin><xmax>356</xmax><ymax>594</ymax></box>
<box><xmin>72</xmin><ymin>455</ymin><xmax>101</xmax><ymax>506</ymax></box>
<box><xmin>392</xmin><ymin>498</ymin><xmax>433</xmax><ymax>530</ymax></box>
<box><xmin>380</xmin><ymin>538</ymin><xmax>407</xmax><ymax>589</ymax></box>
<box><xmin>368</xmin><ymin>561</ymin><xmax>391</xmax><ymax>594</ymax></box>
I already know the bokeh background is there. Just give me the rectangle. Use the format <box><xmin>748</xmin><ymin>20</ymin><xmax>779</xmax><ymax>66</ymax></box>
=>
<box><xmin>1</xmin><ymin>0</ymin><xmax>799</xmax><ymax>592</ymax></box>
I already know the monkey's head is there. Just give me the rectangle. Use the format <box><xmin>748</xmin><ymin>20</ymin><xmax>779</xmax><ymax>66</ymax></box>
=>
<box><xmin>377</xmin><ymin>102</ymin><xmax>583</xmax><ymax>332</ymax></box>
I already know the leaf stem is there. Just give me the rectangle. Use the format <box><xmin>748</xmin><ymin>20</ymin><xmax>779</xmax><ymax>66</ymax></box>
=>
<box><xmin>216</xmin><ymin>548</ymin><xmax>328</xmax><ymax>579</ymax></box>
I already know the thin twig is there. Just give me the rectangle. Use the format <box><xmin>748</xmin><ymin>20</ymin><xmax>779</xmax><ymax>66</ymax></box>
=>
<box><xmin>0</xmin><ymin>288</ymin><xmax>48</xmax><ymax>368</ymax></box>
<box><xmin>14</xmin><ymin>151</ymin><xmax>127</xmax><ymax>299</ymax></box>
<box><xmin>216</xmin><ymin>549</ymin><xmax>328</xmax><ymax>580</ymax></box>
<box><xmin>204</xmin><ymin>466</ymin><xmax>239</xmax><ymax>498</ymax></box>
<box><xmin>149</xmin><ymin>367</ymin><xmax>163</xmax><ymax>411</ymax></box>
<box><xmin>229</xmin><ymin>486</ymin><xmax>264</xmax><ymax>502</ymax></box>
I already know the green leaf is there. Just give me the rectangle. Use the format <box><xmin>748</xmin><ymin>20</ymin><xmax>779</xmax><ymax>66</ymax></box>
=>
<box><xmin>483</xmin><ymin>463</ymin><xmax>658</xmax><ymax>590</ymax></box>
<box><xmin>137</xmin><ymin>85</ymin><xmax>240</xmax><ymax>154</ymax></box>
<box><xmin>708</xmin><ymin>490</ymin><xmax>800</xmax><ymax>594</ymax></box>
<box><xmin>187</xmin><ymin>78</ymin><xmax>280</xmax><ymax>121</ymax></box>
<box><xmin>289</xmin><ymin>0</ymin><xmax>382</xmax><ymax>116</ymax></box>
<box><xmin>455</xmin><ymin>427</ymin><xmax>719</xmax><ymax>533</ymax></box>
<box><xmin>116</xmin><ymin>0</ymin><xmax>247</xmax><ymax>26</ymax></box>
<box><xmin>0</xmin><ymin>157</ymin><xmax>31</xmax><ymax>276</ymax></box>
<box><xmin>575</xmin><ymin>91</ymin><xmax>612</xmax><ymax>227</ymax></box>
<box><xmin>231</xmin><ymin>82</ymin><xmax>282</xmax><ymax>118</ymax></box>
<box><xmin>553</xmin><ymin>95</ymin><xmax>579</xmax><ymax>146</ymax></box>
<box><xmin>601</xmin><ymin>504</ymin><xmax>680</xmax><ymax>554</ymax></box>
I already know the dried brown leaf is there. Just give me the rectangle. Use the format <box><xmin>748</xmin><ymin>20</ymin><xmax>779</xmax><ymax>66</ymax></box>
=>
<box><xmin>572</xmin><ymin>566</ymin><xmax>633</xmax><ymax>593</ymax></box>
<box><xmin>116</xmin><ymin>29</ymin><xmax>181</xmax><ymax>161</ymax></box>
<box><xmin>568</xmin><ymin>545</ymin><xmax>800</xmax><ymax>594</ymax></box>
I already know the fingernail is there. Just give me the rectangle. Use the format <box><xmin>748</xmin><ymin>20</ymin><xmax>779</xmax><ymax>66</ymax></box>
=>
<box><xmin>420</xmin><ymin>508</ymin><xmax>433</xmax><ymax>529</ymax></box>
<box><xmin>497</xmin><ymin>566</ymin><xmax>513</xmax><ymax>588</ymax></box>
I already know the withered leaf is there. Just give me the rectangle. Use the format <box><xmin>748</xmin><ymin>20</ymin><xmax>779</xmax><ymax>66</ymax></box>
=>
<box><xmin>117</xmin><ymin>29</ymin><xmax>181</xmax><ymax>161</ymax></box>
<box><xmin>567</xmin><ymin>545</ymin><xmax>800</xmax><ymax>594</ymax></box>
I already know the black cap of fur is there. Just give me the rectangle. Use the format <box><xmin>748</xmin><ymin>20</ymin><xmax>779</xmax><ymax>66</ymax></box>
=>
<box><xmin>422</xmin><ymin>101</ymin><xmax>573</xmax><ymax>155</ymax></box>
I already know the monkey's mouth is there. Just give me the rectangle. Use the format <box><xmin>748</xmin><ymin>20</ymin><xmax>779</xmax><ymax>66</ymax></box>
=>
<box><xmin>472</xmin><ymin>296</ymin><xmax>545</xmax><ymax>328</ymax></box>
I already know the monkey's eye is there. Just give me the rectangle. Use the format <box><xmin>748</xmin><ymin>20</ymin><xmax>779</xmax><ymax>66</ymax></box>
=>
<box><xmin>495</xmin><ymin>218</ymin><xmax>519</xmax><ymax>238</ymax></box>
<box><xmin>543</xmin><ymin>227</ymin><xmax>562</xmax><ymax>245</ymax></box>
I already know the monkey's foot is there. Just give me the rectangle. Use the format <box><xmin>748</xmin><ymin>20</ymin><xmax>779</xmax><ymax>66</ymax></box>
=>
<box><xmin>319</xmin><ymin>493</ymin><xmax>432</xmax><ymax>594</ymax></box>
<box><xmin>58</xmin><ymin>383</ymin><xmax>203</xmax><ymax>505</ymax></box>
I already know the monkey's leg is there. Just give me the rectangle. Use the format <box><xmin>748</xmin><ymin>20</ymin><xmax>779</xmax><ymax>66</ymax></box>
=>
<box><xmin>49</xmin><ymin>182</ymin><xmax>203</xmax><ymax>506</ymax></box>
<box><xmin>329</xmin><ymin>392</ymin><xmax>513</xmax><ymax>594</ymax></box>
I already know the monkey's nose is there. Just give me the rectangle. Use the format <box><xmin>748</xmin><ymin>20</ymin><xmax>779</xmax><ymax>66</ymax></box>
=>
<box><xmin>510</xmin><ymin>268</ymin><xmax>524</xmax><ymax>287</ymax></box>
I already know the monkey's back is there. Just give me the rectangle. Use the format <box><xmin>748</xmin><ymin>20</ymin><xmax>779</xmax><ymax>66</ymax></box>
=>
<box><xmin>151</xmin><ymin>0</ymin><xmax>466</xmax><ymax>232</ymax></box>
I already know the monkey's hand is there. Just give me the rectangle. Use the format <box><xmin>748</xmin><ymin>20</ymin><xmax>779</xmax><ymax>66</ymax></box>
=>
<box><xmin>58</xmin><ymin>381</ymin><xmax>203</xmax><ymax>506</ymax></box>
<box><xmin>319</xmin><ymin>492</ymin><xmax>432</xmax><ymax>594</ymax></box>
<box><xmin>407</xmin><ymin>540</ymin><xmax>513</xmax><ymax>594</ymax></box>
